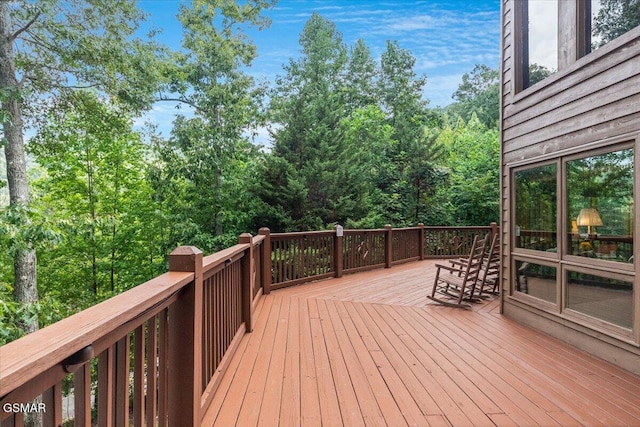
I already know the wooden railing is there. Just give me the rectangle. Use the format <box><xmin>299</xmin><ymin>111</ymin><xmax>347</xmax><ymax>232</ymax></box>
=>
<box><xmin>342</xmin><ymin>229</ymin><xmax>387</xmax><ymax>273</ymax></box>
<box><xmin>0</xmin><ymin>223</ymin><xmax>496</xmax><ymax>426</ymax></box>
<box><xmin>424</xmin><ymin>224</ymin><xmax>498</xmax><ymax>258</ymax></box>
<box><xmin>266</xmin><ymin>223</ymin><xmax>499</xmax><ymax>289</ymax></box>
<box><xmin>0</xmin><ymin>234</ymin><xmax>267</xmax><ymax>427</ymax></box>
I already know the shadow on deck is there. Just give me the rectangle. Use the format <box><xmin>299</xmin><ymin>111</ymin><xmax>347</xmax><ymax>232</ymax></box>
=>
<box><xmin>202</xmin><ymin>260</ymin><xmax>640</xmax><ymax>426</ymax></box>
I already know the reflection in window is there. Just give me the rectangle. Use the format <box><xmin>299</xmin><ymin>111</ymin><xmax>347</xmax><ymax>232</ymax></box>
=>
<box><xmin>592</xmin><ymin>0</ymin><xmax>640</xmax><ymax>49</ymax></box>
<box><xmin>566</xmin><ymin>148</ymin><xmax>634</xmax><ymax>264</ymax></box>
<box><xmin>523</xmin><ymin>0</ymin><xmax>556</xmax><ymax>88</ymax></box>
<box><xmin>515</xmin><ymin>260</ymin><xmax>557</xmax><ymax>303</ymax></box>
<box><xmin>515</xmin><ymin>164</ymin><xmax>557</xmax><ymax>252</ymax></box>
<box><xmin>566</xmin><ymin>270</ymin><xmax>633</xmax><ymax>329</ymax></box>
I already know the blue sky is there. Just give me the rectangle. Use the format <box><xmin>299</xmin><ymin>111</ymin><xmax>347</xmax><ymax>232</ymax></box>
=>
<box><xmin>136</xmin><ymin>0</ymin><xmax>501</xmax><ymax>139</ymax></box>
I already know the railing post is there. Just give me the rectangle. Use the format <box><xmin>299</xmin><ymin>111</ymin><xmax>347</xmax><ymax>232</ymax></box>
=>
<box><xmin>490</xmin><ymin>222</ymin><xmax>498</xmax><ymax>239</ymax></box>
<box><xmin>239</xmin><ymin>233</ymin><xmax>254</xmax><ymax>332</ymax></box>
<box><xmin>385</xmin><ymin>224</ymin><xmax>393</xmax><ymax>268</ymax></box>
<box><xmin>334</xmin><ymin>225</ymin><xmax>343</xmax><ymax>278</ymax></box>
<box><xmin>259</xmin><ymin>227</ymin><xmax>272</xmax><ymax>295</ymax></box>
<box><xmin>418</xmin><ymin>223</ymin><xmax>425</xmax><ymax>260</ymax></box>
<box><xmin>167</xmin><ymin>246</ymin><xmax>203</xmax><ymax>426</ymax></box>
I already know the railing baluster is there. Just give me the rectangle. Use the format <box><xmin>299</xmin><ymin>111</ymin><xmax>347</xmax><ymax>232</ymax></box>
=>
<box><xmin>42</xmin><ymin>383</ymin><xmax>62</xmax><ymax>427</ymax></box>
<box><xmin>98</xmin><ymin>346</ymin><xmax>115</xmax><ymax>427</ymax></box>
<box><xmin>115</xmin><ymin>335</ymin><xmax>130</xmax><ymax>427</ymax></box>
<box><xmin>146</xmin><ymin>316</ymin><xmax>158</xmax><ymax>427</ymax></box>
<box><xmin>74</xmin><ymin>363</ymin><xmax>92</xmax><ymax>426</ymax></box>
<box><xmin>158</xmin><ymin>309</ymin><xmax>169</xmax><ymax>427</ymax></box>
<box><xmin>133</xmin><ymin>326</ymin><xmax>145</xmax><ymax>427</ymax></box>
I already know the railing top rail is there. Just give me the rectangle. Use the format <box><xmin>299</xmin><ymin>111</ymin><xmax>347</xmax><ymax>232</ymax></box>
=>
<box><xmin>270</xmin><ymin>230</ymin><xmax>336</xmax><ymax>239</ymax></box>
<box><xmin>343</xmin><ymin>228</ymin><xmax>386</xmax><ymax>234</ymax></box>
<box><xmin>423</xmin><ymin>225</ymin><xmax>492</xmax><ymax>230</ymax></box>
<box><xmin>270</xmin><ymin>225</ymin><xmax>492</xmax><ymax>236</ymax></box>
<box><xmin>203</xmin><ymin>243</ymin><xmax>250</xmax><ymax>274</ymax></box>
<box><xmin>0</xmin><ymin>270</ymin><xmax>193</xmax><ymax>397</ymax></box>
<box><xmin>272</xmin><ymin>226</ymin><xmax>424</xmax><ymax>237</ymax></box>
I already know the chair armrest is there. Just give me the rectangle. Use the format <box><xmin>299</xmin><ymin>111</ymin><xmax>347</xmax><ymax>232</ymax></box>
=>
<box><xmin>435</xmin><ymin>263</ymin><xmax>465</xmax><ymax>274</ymax></box>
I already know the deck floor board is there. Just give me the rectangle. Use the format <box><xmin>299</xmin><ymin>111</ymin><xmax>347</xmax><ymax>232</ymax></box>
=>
<box><xmin>202</xmin><ymin>260</ymin><xmax>640</xmax><ymax>426</ymax></box>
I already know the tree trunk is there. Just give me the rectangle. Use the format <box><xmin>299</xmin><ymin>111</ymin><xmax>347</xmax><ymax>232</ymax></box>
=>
<box><xmin>86</xmin><ymin>144</ymin><xmax>98</xmax><ymax>295</ymax></box>
<box><xmin>0</xmin><ymin>2</ymin><xmax>39</xmax><ymax>334</ymax></box>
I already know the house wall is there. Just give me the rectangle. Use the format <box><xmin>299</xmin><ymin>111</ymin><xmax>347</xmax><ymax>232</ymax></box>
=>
<box><xmin>500</xmin><ymin>0</ymin><xmax>640</xmax><ymax>375</ymax></box>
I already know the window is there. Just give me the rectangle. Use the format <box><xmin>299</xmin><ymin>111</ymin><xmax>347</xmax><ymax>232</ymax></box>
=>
<box><xmin>511</xmin><ymin>143</ymin><xmax>636</xmax><ymax>332</ymax></box>
<box><xmin>515</xmin><ymin>259</ymin><xmax>557</xmax><ymax>304</ymax></box>
<box><xmin>566</xmin><ymin>148</ymin><xmax>634</xmax><ymax>264</ymax></box>
<box><xmin>566</xmin><ymin>269</ymin><xmax>633</xmax><ymax>329</ymax></box>
<box><xmin>517</xmin><ymin>0</ymin><xmax>640</xmax><ymax>92</ymax></box>
<box><xmin>518</xmin><ymin>0</ymin><xmax>557</xmax><ymax>90</ymax></box>
<box><xmin>580</xmin><ymin>0</ymin><xmax>640</xmax><ymax>58</ymax></box>
<box><xmin>514</xmin><ymin>163</ymin><xmax>557</xmax><ymax>252</ymax></box>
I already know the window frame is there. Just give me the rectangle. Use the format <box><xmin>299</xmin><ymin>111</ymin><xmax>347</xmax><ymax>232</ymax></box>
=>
<box><xmin>561</xmin><ymin>143</ymin><xmax>636</xmax><ymax>273</ymax></box>
<box><xmin>512</xmin><ymin>255</ymin><xmax>560</xmax><ymax>311</ymax></box>
<box><xmin>513</xmin><ymin>0</ymin><xmax>559</xmax><ymax>93</ymax></box>
<box><xmin>562</xmin><ymin>264</ymin><xmax>635</xmax><ymax>342</ymax></box>
<box><xmin>511</xmin><ymin>159</ymin><xmax>561</xmax><ymax>261</ymax></box>
<box><xmin>512</xmin><ymin>0</ymin><xmax>640</xmax><ymax>100</ymax></box>
<box><xmin>576</xmin><ymin>0</ymin><xmax>592</xmax><ymax>59</ymax></box>
<box><xmin>509</xmin><ymin>137</ymin><xmax>639</xmax><ymax>343</ymax></box>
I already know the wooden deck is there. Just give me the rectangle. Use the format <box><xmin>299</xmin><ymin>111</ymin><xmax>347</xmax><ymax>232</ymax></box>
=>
<box><xmin>202</xmin><ymin>260</ymin><xmax>640</xmax><ymax>426</ymax></box>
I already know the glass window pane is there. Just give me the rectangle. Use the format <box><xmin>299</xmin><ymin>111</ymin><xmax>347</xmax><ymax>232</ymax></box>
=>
<box><xmin>592</xmin><ymin>0</ymin><xmax>640</xmax><ymax>50</ymax></box>
<box><xmin>566</xmin><ymin>270</ymin><xmax>633</xmax><ymax>329</ymax></box>
<box><xmin>515</xmin><ymin>164</ymin><xmax>557</xmax><ymax>252</ymax></box>
<box><xmin>588</xmin><ymin>0</ymin><xmax>604</xmax><ymax>52</ymax></box>
<box><xmin>566</xmin><ymin>148</ymin><xmax>634</xmax><ymax>264</ymax></box>
<box><xmin>515</xmin><ymin>260</ymin><xmax>557</xmax><ymax>303</ymax></box>
<box><xmin>525</xmin><ymin>0</ymin><xmax>557</xmax><ymax>88</ymax></box>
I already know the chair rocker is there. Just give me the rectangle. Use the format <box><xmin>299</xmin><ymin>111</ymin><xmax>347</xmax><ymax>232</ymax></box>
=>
<box><xmin>428</xmin><ymin>234</ymin><xmax>486</xmax><ymax>309</ymax></box>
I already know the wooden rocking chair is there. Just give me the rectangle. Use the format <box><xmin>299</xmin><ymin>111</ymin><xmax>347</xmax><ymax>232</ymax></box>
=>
<box><xmin>428</xmin><ymin>234</ymin><xmax>486</xmax><ymax>308</ymax></box>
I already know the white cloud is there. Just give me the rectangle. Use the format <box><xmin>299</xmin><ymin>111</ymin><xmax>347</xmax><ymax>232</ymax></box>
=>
<box><xmin>384</xmin><ymin>14</ymin><xmax>450</xmax><ymax>33</ymax></box>
<box><xmin>424</xmin><ymin>74</ymin><xmax>464</xmax><ymax>107</ymax></box>
<box><xmin>528</xmin><ymin>0</ymin><xmax>558</xmax><ymax>70</ymax></box>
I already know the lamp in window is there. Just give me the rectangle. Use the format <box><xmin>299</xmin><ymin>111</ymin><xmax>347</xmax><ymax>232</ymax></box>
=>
<box><xmin>576</xmin><ymin>207</ymin><xmax>603</xmax><ymax>236</ymax></box>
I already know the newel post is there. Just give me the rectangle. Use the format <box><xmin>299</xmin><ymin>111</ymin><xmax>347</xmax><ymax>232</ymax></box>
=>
<box><xmin>490</xmin><ymin>222</ymin><xmax>499</xmax><ymax>240</ymax></box>
<box><xmin>418</xmin><ymin>223</ymin><xmax>425</xmax><ymax>260</ymax></box>
<box><xmin>259</xmin><ymin>227</ymin><xmax>272</xmax><ymax>295</ymax></box>
<box><xmin>239</xmin><ymin>233</ymin><xmax>254</xmax><ymax>332</ymax></box>
<box><xmin>334</xmin><ymin>225</ymin><xmax>344</xmax><ymax>278</ymax></box>
<box><xmin>385</xmin><ymin>224</ymin><xmax>393</xmax><ymax>268</ymax></box>
<box><xmin>167</xmin><ymin>246</ymin><xmax>203</xmax><ymax>426</ymax></box>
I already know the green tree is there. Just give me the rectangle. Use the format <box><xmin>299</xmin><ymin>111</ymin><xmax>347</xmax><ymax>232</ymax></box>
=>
<box><xmin>344</xmin><ymin>39</ymin><xmax>379</xmax><ymax>110</ymax></box>
<box><xmin>436</xmin><ymin>116</ymin><xmax>500</xmax><ymax>226</ymax></box>
<box><xmin>333</xmin><ymin>106</ymin><xmax>395</xmax><ymax>228</ymax></box>
<box><xmin>267</xmin><ymin>13</ymin><xmax>349</xmax><ymax>229</ymax></box>
<box><xmin>593</xmin><ymin>0</ymin><xmax>640</xmax><ymax>46</ymax></box>
<box><xmin>528</xmin><ymin>63</ymin><xmax>552</xmax><ymax>86</ymax></box>
<box><xmin>0</xmin><ymin>0</ymin><xmax>165</xmax><ymax>335</ymax></box>
<box><xmin>377</xmin><ymin>40</ymin><xmax>443</xmax><ymax>224</ymax></box>
<box><xmin>29</xmin><ymin>92</ymin><xmax>158</xmax><ymax>305</ymax></box>
<box><xmin>448</xmin><ymin>64</ymin><xmax>499</xmax><ymax>129</ymax></box>
<box><xmin>151</xmin><ymin>0</ymin><xmax>274</xmax><ymax>250</ymax></box>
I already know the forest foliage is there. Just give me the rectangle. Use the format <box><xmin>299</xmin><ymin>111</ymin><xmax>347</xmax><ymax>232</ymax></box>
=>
<box><xmin>0</xmin><ymin>4</ymin><xmax>500</xmax><ymax>342</ymax></box>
